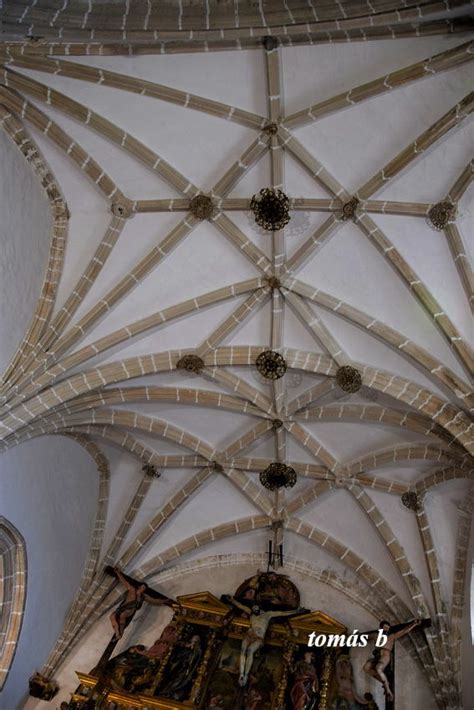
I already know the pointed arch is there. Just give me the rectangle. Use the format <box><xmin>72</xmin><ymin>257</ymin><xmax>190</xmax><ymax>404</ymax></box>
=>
<box><xmin>0</xmin><ymin>517</ymin><xmax>27</xmax><ymax>689</ymax></box>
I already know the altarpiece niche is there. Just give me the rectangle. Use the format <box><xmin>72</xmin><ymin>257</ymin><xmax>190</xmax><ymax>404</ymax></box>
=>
<box><xmin>65</xmin><ymin>572</ymin><xmax>364</xmax><ymax>710</ymax></box>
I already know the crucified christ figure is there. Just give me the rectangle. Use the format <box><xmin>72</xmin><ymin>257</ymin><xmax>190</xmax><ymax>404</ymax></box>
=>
<box><xmin>224</xmin><ymin>595</ymin><xmax>307</xmax><ymax>687</ymax></box>
<box><xmin>108</xmin><ymin>566</ymin><xmax>173</xmax><ymax>640</ymax></box>
<box><xmin>363</xmin><ymin>618</ymin><xmax>421</xmax><ymax>702</ymax></box>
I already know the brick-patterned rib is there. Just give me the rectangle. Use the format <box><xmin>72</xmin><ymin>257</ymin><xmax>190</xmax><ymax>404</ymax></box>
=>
<box><xmin>415</xmin><ymin>465</ymin><xmax>474</xmax><ymax>495</ymax></box>
<box><xmin>357</xmin><ymin>212</ymin><xmax>473</xmax><ymax>376</ymax></box>
<box><xmin>53</xmin><ymin>409</ymin><xmax>217</xmax><ymax>460</ymax></box>
<box><xmin>444</xmin><ymin>222</ymin><xmax>473</xmax><ymax>312</ymax></box>
<box><xmin>286</xmin><ymin>276</ymin><xmax>472</xmax><ymax>403</ymax></box>
<box><xmin>1</xmin><ymin>348</ymin><xmax>472</xmax><ymax>453</ymax></box>
<box><xmin>3</xmin><ymin>0</ymin><xmax>470</xmax><ymax>44</ymax></box>
<box><xmin>45</xmin><ymin>513</ymin><xmax>273</xmax><ymax>673</ymax></box>
<box><xmin>7</xmin><ymin>278</ymin><xmax>264</xmax><ymax>408</ymax></box>
<box><xmin>0</xmin><ymin>87</ymin><xmax>125</xmax><ymax>203</ymax></box>
<box><xmin>4</xmin><ymin>53</ymin><xmax>266</xmax><ymax>130</ymax></box>
<box><xmin>285</xmin><ymin>380</ymin><xmax>335</xmax><ymax>417</ymax></box>
<box><xmin>196</xmin><ymin>288</ymin><xmax>269</xmax><ymax>359</ymax></box>
<box><xmin>287</xmin><ymin>515</ymin><xmax>446</xmax><ymax>704</ymax></box>
<box><xmin>284</xmin><ymin>290</ymin><xmax>348</xmax><ymax>366</ymax></box>
<box><xmin>283</xmin><ymin>41</ymin><xmax>474</xmax><ymax>129</ymax></box>
<box><xmin>343</xmin><ymin>443</ymin><xmax>466</xmax><ymax>477</ymax></box>
<box><xmin>204</xmin><ymin>366</ymin><xmax>274</xmax><ymax>417</ymax></box>
<box><xmin>294</xmin><ymin>403</ymin><xmax>446</xmax><ymax>440</ymax></box>
<box><xmin>349</xmin><ymin>483</ymin><xmax>429</xmax><ymax>615</ymax></box>
<box><xmin>0</xmin><ymin>18</ymin><xmax>469</xmax><ymax>55</ymax></box>
<box><xmin>285</xmin><ymin>420</ymin><xmax>338</xmax><ymax>471</ymax></box>
<box><xmin>0</xmin><ymin>519</ymin><xmax>26</xmax><ymax>690</ymax></box>
<box><xmin>135</xmin><ymin>514</ymin><xmax>271</xmax><ymax>578</ymax></box>
<box><xmin>2</xmin><ymin>67</ymin><xmax>200</xmax><ymax>197</ymax></box>
<box><xmin>6</xmin><ymin>215</ymin><xmax>126</xmax><ymax>402</ymax></box>
<box><xmin>415</xmin><ymin>501</ymin><xmax>461</xmax><ymax>703</ymax></box>
<box><xmin>450</xmin><ymin>485</ymin><xmax>474</xmax><ymax>690</ymax></box>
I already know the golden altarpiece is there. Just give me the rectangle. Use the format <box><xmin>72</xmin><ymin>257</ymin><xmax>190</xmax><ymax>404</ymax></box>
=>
<box><xmin>66</xmin><ymin>572</ymin><xmax>358</xmax><ymax>710</ymax></box>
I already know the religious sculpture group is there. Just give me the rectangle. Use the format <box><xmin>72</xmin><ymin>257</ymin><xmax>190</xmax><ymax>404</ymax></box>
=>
<box><xmin>59</xmin><ymin>570</ymin><xmax>422</xmax><ymax>710</ymax></box>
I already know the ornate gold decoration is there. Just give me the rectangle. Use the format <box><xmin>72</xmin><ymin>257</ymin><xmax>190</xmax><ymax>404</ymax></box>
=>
<box><xmin>190</xmin><ymin>630</ymin><xmax>217</xmax><ymax>704</ymax></box>
<box><xmin>260</xmin><ymin>462</ymin><xmax>297</xmax><ymax>491</ymax></box>
<box><xmin>111</xmin><ymin>201</ymin><xmax>133</xmax><ymax>218</ymax></box>
<box><xmin>340</xmin><ymin>197</ymin><xmax>360</xmax><ymax>221</ymax></box>
<box><xmin>427</xmin><ymin>201</ymin><xmax>456</xmax><ymax>230</ymax></box>
<box><xmin>189</xmin><ymin>194</ymin><xmax>214</xmax><ymax>220</ymax></box>
<box><xmin>402</xmin><ymin>491</ymin><xmax>421</xmax><ymax>511</ymax></box>
<box><xmin>256</xmin><ymin>350</ymin><xmax>287</xmax><ymax>380</ymax></box>
<box><xmin>272</xmin><ymin>419</ymin><xmax>284</xmax><ymax>430</ymax></box>
<box><xmin>335</xmin><ymin>365</ymin><xmax>362</xmax><ymax>393</ymax></box>
<box><xmin>263</xmin><ymin>122</ymin><xmax>278</xmax><ymax>135</ymax></box>
<box><xmin>176</xmin><ymin>354</ymin><xmax>205</xmax><ymax>374</ymax></box>
<box><xmin>142</xmin><ymin>463</ymin><xmax>161</xmax><ymax>479</ymax></box>
<box><xmin>275</xmin><ymin>641</ymin><xmax>298</xmax><ymax>710</ymax></box>
<box><xmin>319</xmin><ymin>650</ymin><xmax>334</xmax><ymax>710</ymax></box>
<box><xmin>250</xmin><ymin>188</ymin><xmax>290</xmax><ymax>231</ymax></box>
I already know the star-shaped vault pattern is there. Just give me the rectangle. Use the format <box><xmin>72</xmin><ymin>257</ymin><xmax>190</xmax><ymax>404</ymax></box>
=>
<box><xmin>0</xmin><ymin>24</ymin><xmax>472</xmax><ymax>710</ymax></box>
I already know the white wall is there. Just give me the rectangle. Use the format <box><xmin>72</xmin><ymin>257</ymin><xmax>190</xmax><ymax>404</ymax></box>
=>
<box><xmin>0</xmin><ymin>436</ymin><xmax>98</xmax><ymax>710</ymax></box>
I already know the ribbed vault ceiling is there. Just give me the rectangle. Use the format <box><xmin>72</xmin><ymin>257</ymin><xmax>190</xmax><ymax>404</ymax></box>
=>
<box><xmin>0</xmin><ymin>9</ymin><xmax>473</xmax><ymax>708</ymax></box>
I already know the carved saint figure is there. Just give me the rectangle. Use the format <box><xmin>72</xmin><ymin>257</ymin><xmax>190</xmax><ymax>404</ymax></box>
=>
<box><xmin>224</xmin><ymin>595</ymin><xmax>306</xmax><ymax>687</ymax></box>
<box><xmin>290</xmin><ymin>651</ymin><xmax>319</xmax><ymax>710</ymax></box>
<box><xmin>332</xmin><ymin>654</ymin><xmax>367</xmax><ymax>709</ymax></box>
<box><xmin>363</xmin><ymin>619</ymin><xmax>421</xmax><ymax>701</ymax></box>
<box><xmin>161</xmin><ymin>633</ymin><xmax>202</xmax><ymax>700</ymax></box>
<box><xmin>108</xmin><ymin>567</ymin><xmax>172</xmax><ymax>640</ymax></box>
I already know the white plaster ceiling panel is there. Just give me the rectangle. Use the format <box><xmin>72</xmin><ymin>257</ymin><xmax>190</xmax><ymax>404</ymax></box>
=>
<box><xmin>299</xmin><ymin>489</ymin><xmax>415</xmax><ymax>608</ymax></box>
<box><xmin>298</xmin><ymin>420</ymin><xmax>430</xmax><ymax>463</ymax></box>
<box><xmin>458</xmin><ymin>185</ymin><xmax>473</xmax><ymax>258</ymax></box>
<box><xmin>374</xmin><ymin>119</ymin><xmax>474</xmax><ymax>203</ymax></box>
<box><xmin>0</xmin><ymin>131</ymin><xmax>52</xmax><ymax>372</ymax></box>
<box><xmin>368</xmin><ymin>488</ymin><xmax>436</xmax><ymax>614</ymax></box>
<box><xmin>26</xmin><ymin>98</ymin><xmax>184</xmax><ymax>199</ymax></box>
<box><xmin>372</xmin><ymin>214</ymin><xmax>472</xmax><ymax>340</ymax></box>
<box><xmin>17</xmin><ymin>68</ymin><xmax>258</xmax><ymax>189</ymax></box>
<box><xmin>67</xmin><ymin>50</ymin><xmax>269</xmax><ymax>116</ymax></box>
<box><xmin>281</xmin><ymin>37</ymin><xmax>467</xmax><ymax>117</ymax></box>
<box><xmin>293</xmin><ymin>65</ymin><xmax>472</xmax><ymax>195</ymax></box>
<box><xmin>313</xmin><ymin>308</ymin><xmax>460</xmax><ymax>397</ymax></box>
<box><xmin>297</xmin><ymin>224</ymin><xmax>467</xmax><ymax>378</ymax></box>
<box><xmin>364</xmin><ymin>462</ymin><xmax>438</xmax><ymax>485</ymax></box>
<box><xmin>425</xmin><ymin>480</ymin><xmax>471</xmax><ymax>611</ymax></box>
<box><xmin>226</xmin><ymin>155</ymin><xmax>272</xmax><ymax>198</ymax></box>
<box><xmin>132</xmin><ymin>475</ymin><xmax>265</xmax><ymax>568</ymax></box>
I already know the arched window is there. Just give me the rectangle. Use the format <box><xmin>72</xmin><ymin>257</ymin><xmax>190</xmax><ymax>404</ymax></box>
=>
<box><xmin>0</xmin><ymin>517</ymin><xmax>27</xmax><ymax>689</ymax></box>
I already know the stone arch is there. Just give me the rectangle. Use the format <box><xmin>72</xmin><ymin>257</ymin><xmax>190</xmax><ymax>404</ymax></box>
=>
<box><xmin>0</xmin><ymin>517</ymin><xmax>27</xmax><ymax>690</ymax></box>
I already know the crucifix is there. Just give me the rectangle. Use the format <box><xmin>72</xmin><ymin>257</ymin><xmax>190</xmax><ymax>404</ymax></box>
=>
<box><xmin>266</xmin><ymin>520</ymin><xmax>284</xmax><ymax>571</ymax></box>
<box><xmin>363</xmin><ymin>617</ymin><xmax>431</xmax><ymax>707</ymax></box>
<box><xmin>86</xmin><ymin>566</ymin><xmax>174</xmax><ymax>709</ymax></box>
